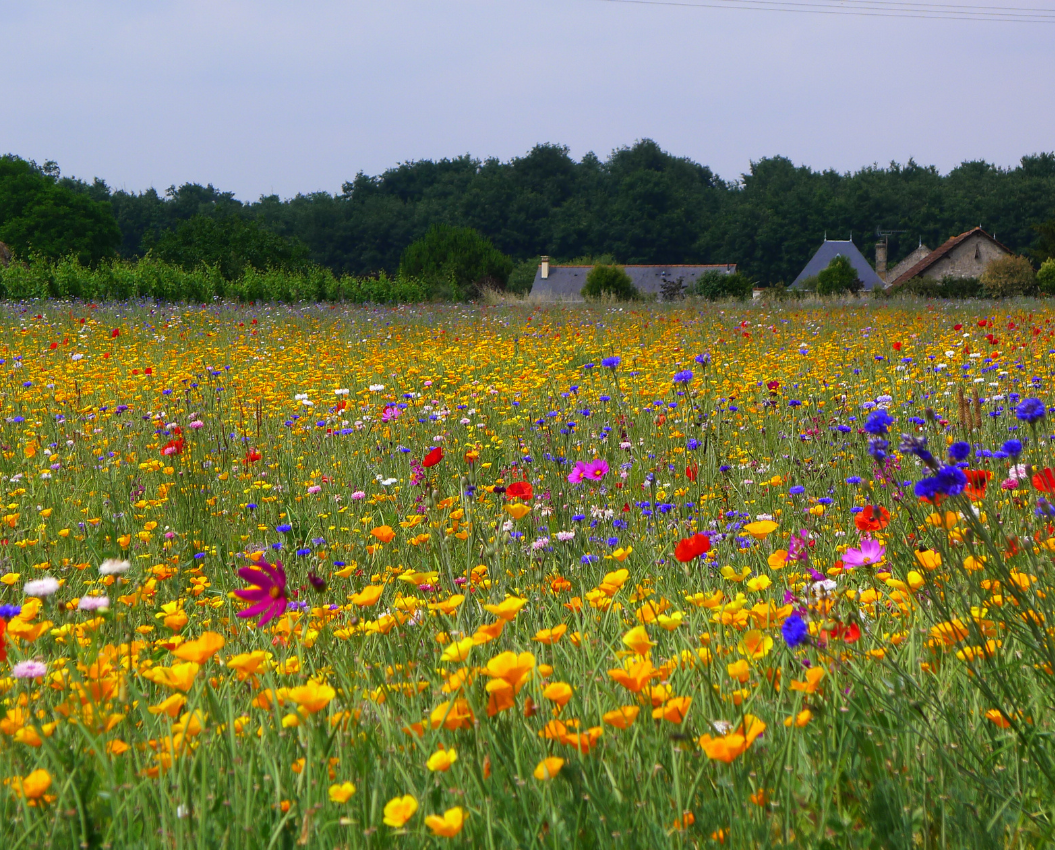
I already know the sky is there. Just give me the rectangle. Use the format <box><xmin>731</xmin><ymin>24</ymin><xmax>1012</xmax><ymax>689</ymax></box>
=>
<box><xmin>3</xmin><ymin>0</ymin><xmax>1053</xmax><ymax>200</ymax></box>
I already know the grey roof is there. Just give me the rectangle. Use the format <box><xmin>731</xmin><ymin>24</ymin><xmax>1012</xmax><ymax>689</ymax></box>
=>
<box><xmin>532</xmin><ymin>264</ymin><xmax>737</xmax><ymax>300</ymax></box>
<box><xmin>790</xmin><ymin>241</ymin><xmax>886</xmax><ymax>291</ymax></box>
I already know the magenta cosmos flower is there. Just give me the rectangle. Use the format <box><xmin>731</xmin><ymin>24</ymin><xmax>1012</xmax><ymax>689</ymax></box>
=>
<box><xmin>568</xmin><ymin>459</ymin><xmax>609</xmax><ymax>484</ymax></box>
<box><xmin>235</xmin><ymin>559</ymin><xmax>288</xmax><ymax>625</ymax></box>
<box><xmin>841</xmin><ymin>538</ymin><xmax>886</xmax><ymax>568</ymax></box>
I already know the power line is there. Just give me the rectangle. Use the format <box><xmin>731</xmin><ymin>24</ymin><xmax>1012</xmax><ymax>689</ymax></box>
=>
<box><xmin>593</xmin><ymin>0</ymin><xmax>1055</xmax><ymax>23</ymax></box>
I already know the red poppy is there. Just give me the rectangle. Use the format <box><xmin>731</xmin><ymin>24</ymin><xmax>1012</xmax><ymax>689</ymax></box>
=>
<box><xmin>832</xmin><ymin>622</ymin><xmax>861</xmax><ymax>643</ymax></box>
<box><xmin>854</xmin><ymin>505</ymin><xmax>890</xmax><ymax>532</ymax></box>
<box><xmin>422</xmin><ymin>446</ymin><xmax>444</xmax><ymax>468</ymax></box>
<box><xmin>685</xmin><ymin>463</ymin><xmax>698</xmax><ymax>483</ymax></box>
<box><xmin>244</xmin><ymin>450</ymin><xmax>262</xmax><ymax>464</ymax></box>
<box><xmin>0</xmin><ymin>618</ymin><xmax>6</xmax><ymax>662</ymax></box>
<box><xmin>111</xmin><ymin>328</ymin><xmax>120</xmax><ymax>339</ymax></box>
<box><xmin>766</xmin><ymin>380</ymin><xmax>780</xmax><ymax>391</ymax></box>
<box><xmin>892</xmin><ymin>342</ymin><xmax>902</xmax><ymax>352</ymax></box>
<box><xmin>964</xmin><ymin>469</ymin><xmax>992</xmax><ymax>500</ymax></box>
<box><xmin>674</xmin><ymin>534</ymin><xmax>711</xmax><ymax>563</ymax></box>
<box><xmin>506</xmin><ymin>481</ymin><xmax>533</xmax><ymax>501</ymax></box>
<box><xmin>1032</xmin><ymin>468</ymin><xmax>1055</xmax><ymax>493</ymax></box>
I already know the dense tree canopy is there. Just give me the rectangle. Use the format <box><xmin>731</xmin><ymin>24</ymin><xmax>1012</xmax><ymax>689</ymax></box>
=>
<box><xmin>7</xmin><ymin>143</ymin><xmax>1055</xmax><ymax>286</ymax></box>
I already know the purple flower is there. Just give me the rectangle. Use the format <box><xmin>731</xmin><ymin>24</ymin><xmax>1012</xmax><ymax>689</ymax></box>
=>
<box><xmin>601</xmin><ymin>356</ymin><xmax>621</xmax><ymax>369</ymax></box>
<box><xmin>234</xmin><ymin>559</ymin><xmax>288</xmax><ymax>626</ymax></box>
<box><xmin>12</xmin><ymin>660</ymin><xmax>47</xmax><ymax>679</ymax></box>
<box><xmin>583</xmin><ymin>459</ymin><xmax>609</xmax><ymax>481</ymax></box>
<box><xmin>864</xmin><ymin>410</ymin><xmax>894</xmax><ymax>435</ymax></box>
<box><xmin>673</xmin><ymin>370</ymin><xmax>693</xmax><ymax>384</ymax></box>
<box><xmin>1015</xmin><ymin>398</ymin><xmax>1045</xmax><ymax>424</ymax></box>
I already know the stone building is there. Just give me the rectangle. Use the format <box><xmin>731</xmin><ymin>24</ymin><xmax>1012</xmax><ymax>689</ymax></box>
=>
<box><xmin>889</xmin><ymin>228</ymin><xmax>1010</xmax><ymax>287</ymax></box>
<box><xmin>531</xmin><ymin>258</ymin><xmax>737</xmax><ymax>300</ymax></box>
<box><xmin>880</xmin><ymin>242</ymin><xmax>931</xmax><ymax>284</ymax></box>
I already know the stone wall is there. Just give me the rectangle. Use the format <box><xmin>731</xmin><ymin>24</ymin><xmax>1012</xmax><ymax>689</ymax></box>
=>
<box><xmin>923</xmin><ymin>234</ymin><xmax>1008</xmax><ymax>280</ymax></box>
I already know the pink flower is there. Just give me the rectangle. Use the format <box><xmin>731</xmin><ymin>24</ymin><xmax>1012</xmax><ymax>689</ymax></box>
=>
<box><xmin>350</xmin><ymin>491</ymin><xmax>366</xmax><ymax>500</ymax></box>
<box><xmin>12</xmin><ymin>660</ymin><xmax>47</xmax><ymax>679</ymax></box>
<box><xmin>567</xmin><ymin>462</ymin><xmax>588</xmax><ymax>484</ymax></box>
<box><xmin>234</xmin><ymin>559</ymin><xmax>288</xmax><ymax>626</ymax></box>
<box><xmin>307</xmin><ymin>485</ymin><xmax>322</xmax><ymax>494</ymax></box>
<box><xmin>583</xmin><ymin>459</ymin><xmax>609</xmax><ymax>481</ymax></box>
<box><xmin>841</xmin><ymin>538</ymin><xmax>886</xmax><ymax>568</ymax></box>
<box><xmin>381</xmin><ymin>406</ymin><xmax>400</xmax><ymax>423</ymax></box>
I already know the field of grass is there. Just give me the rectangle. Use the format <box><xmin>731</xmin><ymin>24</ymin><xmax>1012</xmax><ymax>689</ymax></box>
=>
<box><xmin>1</xmin><ymin>299</ymin><xmax>1054</xmax><ymax>849</ymax></box>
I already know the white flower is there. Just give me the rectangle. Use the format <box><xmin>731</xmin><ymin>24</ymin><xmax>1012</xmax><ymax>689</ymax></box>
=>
<box><xmin>78</xmin><ymin>595</ymin><xmax>110</xmax><ymax>611</ymax></box>
<box><xmin>380</xmin><ymin>477</ymin><xmax>397</xmax><ymax>486</ymax></box>
<box><xmin>12</xmin><ymin>660</ymin><xmax>47</xmax><ymax>679</ymax></box>
<box><xmin>24</xmin><ymin>577</ymin><xmax>60</xmax><ymax>597</ymax></box>
<box><xmin>531</xmin><ymin>537</ymin><xmax>550</xmax><ymax>551</ymax></box>
<box><xmin>369</xmin><ymin>384</ymin><xmax>385</xmax><ymax>392</ymax></box>
<box><xmin>711</xmin><ymin>720</ymin><xmax>733</xmax><ymax>735</ymax></box>
<box><xmin>334</xmin><ymin>388</ymin><xmax>350</xmax><ymax>395</ymax></box>
<box><xmin>71</xmin><ymin>353</ymin><xmax>84</xmax><ymax>361</ymax></box>
<box><xmin>556</xmin><ymin>530</ymin><xmax>576</xmax><ymax>542</ymax></box>
<box><xmin>99</xmin><ymin>558</ymin><xmax>130</xmax><ymax>576</ymax></box>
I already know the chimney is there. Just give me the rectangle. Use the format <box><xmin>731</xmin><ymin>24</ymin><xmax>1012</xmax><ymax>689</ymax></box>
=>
<box><xmin>875</xmin><ymin>240</ymin><xmax>888</xmax><ymax>281</ymax></box>
<box><xmin>541</xmin><ymin>256</ymin><xmax>549</xmax><ymax>279</ymax></box>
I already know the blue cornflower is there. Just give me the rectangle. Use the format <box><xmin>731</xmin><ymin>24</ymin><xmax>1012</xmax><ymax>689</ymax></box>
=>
<box><xmin>601</xmin><ymin>356</ymin><xmax>621</xmax><ymax>369</ymax></box>
<box><xmin>864</xmin><ymin>409</ymin><xmax>894</xmax><ymax>435</ymax></box>
<box><xmin>0</xmin><ymin>604</ymin><xmax>22</xmax><ymax>619</ymax></box>
<box><xmin>948</xmin><ymin>441</ymin><xmax>971</xmax><ymax>462</ymax></box>
<box><xmin>782</xmin><ymin>613</ymin><xmax>809</xmax><ymax>647</ymax></box>
<box><xmin>788</xmin><ymin>485</ymin><xmax>805</xmax><ymax>495</ymax></box>
<box><xmin>296</xmin><ymin>547</ymin><xmax>311</xmax><ymax>557</ymax></box>
<box><xmin>276</xmin><ymin>524</ymin><xmax>293</xmax><ymax>533</ymax></box>
<box><xmin>1002</xmin><ymin>439</ymin><xmax>1023</xmax><ymax>457</ymax></box>
<box><xmin>867</xmin><ymin>439</ymin><xmax>889</xmax><ymax>461</ymax></box>
<box><xmin>673</xmin><ymin>370</ymin><xmax>693</xmax><ymax>384</ymax></box>
<box><xmin>845</xmin><ymin>476</ymin><xmax>862</xmax><ymax>485</ymax></box>
<box><xmin>1015</xmin><ymin>398</ymin><xmax>1046</xmax><ymax>424</ymax></box>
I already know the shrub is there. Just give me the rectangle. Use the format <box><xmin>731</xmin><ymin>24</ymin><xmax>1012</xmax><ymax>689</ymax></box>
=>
<box><xmin>981</xmin><ymin>255</ymin><xmax>1036</xmax><ymax>298</ymax></box>
<box><xmin>398</xmin><ymin>225</ymin><xmax>513</xmax><ymax>300</ymax></box>
<box><xmin>693</xmin><ymin>270</ymin><xmax>753</xmax><ymax>300</ymax></box>
<box><xmin>816</xmin><ymin>255</ymin><xmax>862</xmax><ymax>295</ymax></box>
<box><xmin>506</xmin><ymin>259</ymin><xmax>538</xmax><ymax>296</ymax></box>
<box><xmin>889</xmin><ymin>276</ymin><xmax>983</xmax><ymax>299</ymax></box>
<box><xmin>1037</xmin><ymin>258</ymin><xmax>1055</xmax><ymax>295</ymax></box>
<box><xmin>582</xmin><ymin>265</ymin><xmax>639</xmax><ymax>301</ymax></box>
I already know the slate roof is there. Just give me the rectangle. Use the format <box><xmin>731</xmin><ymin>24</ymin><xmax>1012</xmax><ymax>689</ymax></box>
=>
<box><xmin>531</xmin><ymin>264</ymin><xmax>737</xmax><ymax>300</ymax></box>
<box><xmin>888</xmin><ymin>228</ymin><xmax>1012</xmax><ymax>287</ymax></box>
<box><xmin>790</xmin><ymin>240</ymin><xmax>885</xmax><ymax>291</ymax></box>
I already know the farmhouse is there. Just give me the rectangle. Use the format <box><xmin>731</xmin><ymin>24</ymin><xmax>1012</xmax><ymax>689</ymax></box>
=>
<box><xmin>879</xmin><ymin>241</ymin><xmax>931</xmax><ymax>284</ymax></box>
<box><xmin>531</xmin><ymin>258</ymin><xmax>737</xmax><ymax>300</ymax></box>
<box><xmin>790</xmin><ymin>239</ymin><xmax>886</xmax><ymax>291</ymax></box>
<box><xmin>889</xmin><ymin>227</ymin><xmax>1010</xmax><ymax>287</ymax></box>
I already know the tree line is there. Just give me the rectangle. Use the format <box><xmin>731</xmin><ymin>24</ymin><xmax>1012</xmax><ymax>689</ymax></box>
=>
<box><xmin>2</xmin><ymin>141</ymin><xmax>1054</xmax><ymax>288</ymax></box>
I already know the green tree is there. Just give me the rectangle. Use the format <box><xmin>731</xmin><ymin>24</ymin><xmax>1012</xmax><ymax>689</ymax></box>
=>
<box><xmin>398</xmin><ymin>224</ymin><xmax>513</xmax><ymax>299</ymax></box>
<box><xmin>1035</xmin><ymin>258</ymin><xmax>1055</xmax><ymax>295</ymax></box>
<box><xmin>1032</xmin><ymin>219</ymin><xmax>1055</xmax><ymax>263</ymax></box>
<box><xmin>582</xmin><ymin>265</ymin><xmax>639</xmax><ymax>300</ymax></box>
<box><xmin>147</xmin><ymin>214</ymin><xmax>309</xmax><ymax>280</ymax></box>
<box><xmin>693</xmin><ymin>270</ymin><xmax>753</xmax><ymax>300</ymax></box>
<box><xmin>816</xmin><ymin>254</ymin><xmax>862</xmax><ymax>295</ymax></box>
<box><xmin>0</xmin><ymin>155</ymin><xmax>120</xmax><ymax>265</ymax></box>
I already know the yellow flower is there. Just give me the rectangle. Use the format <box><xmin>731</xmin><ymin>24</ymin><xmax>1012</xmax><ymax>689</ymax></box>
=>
<box><xmin>736</xmin><ymin>630</ymin><xmax>773</xmax><ymax>660</ymax></box>
<box><xmin>542</xmin><ymin>681</ymin><xmax>573</xmax><ymax>707</ymax></box>
<box><xmin>14</xmin><ymin>768</ymin><xmax>52</xmax><ymax>800</ymax></box>
<box><xmin>425</xmin><ymin>806</ymin><xmax>467</xmax><ymax>838</ymax></box>
<box><xmin>383</xmin><ymin>794</ymin><xmax>419</xmax><ymax>827</ymax></box>
<box><xmin>505</xmin><ymin>503</ymin><xmax>531</xmax><ymax>520</ymax></box>
<box><xmin>743</xmin><ymin>520</ymin><xmax>778</xmax><ymax>539</ymax></box>
<box><xmin>172</xmin><ymin>631</ymin><xmax>225</xmax><ymax>664</ymax></box>
<box><xmin>426</xmin><ymin>747</ymin><xmax>458</xmax><ymax>772</ymax></box>
<box><xmin>482</xmin><ymin>596</ymin><xmax>527</xmax><ymax>621</ymax></box>
<box><xmin>533</xmin><ymin>757</ymin><xmax>565</xmax><ymax>780</ymax></box>
<box><xmin>350</xmin><ymin>584</ymin><xmax>383</xmax><ymax>607</ymax></box>
<box><xmin>746</xmin><ymin>575</ymin><xmax>772</xmax><ymax>592</ymax></box>
<box><xmin>328</xmin><ymin>782</ymin><xmax>356</xmax><ymax>803</ymax></box>
<box><xmin>287</xmin><ymin>681</ymin><xmax>336</xmax><ymax>714</ymax></box>
<box><xmin>602</xmin><ymin>706</ymin><xmax>640</xmax><ymax>729</ymax></box>
<box><xmin>532</xmin><ymin>624</ymin><xmax>567</xmax><ymax>644</ymax></box>
<box><xmin>622</xmin><ymin>625</ymin><xmax>655</xmax><ymax>656</ymax></box>
<box><xmin>606</xmin><ymin>546</ymin><xmax>632</xmax><ymax>562</ymax></box>
<box><xmin>370</xmin><ymin>525</ymin><xmax>396</xmax><ymax>543</ymax></box>
<box><xmin>441</xmin><ymin>637</ymin><xmax>475</xmax><ymax>663</ymax></box>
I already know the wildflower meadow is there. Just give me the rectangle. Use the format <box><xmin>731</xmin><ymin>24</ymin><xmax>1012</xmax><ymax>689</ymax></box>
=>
<box><xmin>2</xmin><ymin>299</ymin><xmax>1055</xmax><ymax>849</ymax></box>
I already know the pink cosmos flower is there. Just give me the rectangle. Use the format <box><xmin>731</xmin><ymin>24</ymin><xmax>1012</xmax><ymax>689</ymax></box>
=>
<box><xmin>841</xmin><ymin>538</ymin><xmax>886</xmax><ymax>568</ymax></box>
<box><xmin>567</xmin><ymin>462</ymin><xmax>588</xmax><ymax>484</ymax></box>
<box><xmin>583</xmin><ymin>459</ymin><xmax>609</xmax><ymax>481</ymax></box>
<box><xmin>235</xmin><ymin>559</ymin><xmax>288</xmax><ymax>626</ymax></box>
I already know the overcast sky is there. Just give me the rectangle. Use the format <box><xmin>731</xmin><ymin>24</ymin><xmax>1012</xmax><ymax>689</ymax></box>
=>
<box><xmin>3</xmin><ymin>0</ymin><xmax>1052</xmax><ymax>200</ymax></box>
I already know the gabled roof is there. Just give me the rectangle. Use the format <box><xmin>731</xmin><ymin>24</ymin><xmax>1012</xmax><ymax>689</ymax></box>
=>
<box><xmin>889</xmin><ymin>227</ymin><xmax>1012</xmax><ymax>287</ymax></box>
<box><xmin>532</xmin><ymin>264</ymin><xmax>737</xmax><ymax>300</ymax></box>
<box><xmin>790</xmin><ymin>240</ymin><xmax>885</xmax><ymax>291</ymax></box>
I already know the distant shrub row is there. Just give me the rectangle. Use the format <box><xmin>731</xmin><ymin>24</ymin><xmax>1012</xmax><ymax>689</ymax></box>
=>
<box><xmin>581</xmin><ymin>265</ymin><xmax>756</xmax><ymax>301</ymax></box>
<box><xmin>0</xmin><ymin>256</ymin><xmax>429</xmax><ymax>303</ymax></box>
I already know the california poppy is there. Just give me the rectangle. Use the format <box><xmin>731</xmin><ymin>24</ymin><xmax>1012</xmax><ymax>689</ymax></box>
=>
<box><xmin>423</xmin><ymin>446</ymin><xmax>444</xmax><ymax>468</ymax></box>
<box><xmin>674</xmin><ymin>534</ymin><xmax>711</xmax><ymax>563</ymax></box>
<box><xmin>854</xmin><ymin>505</ymin><xmax>890</xmax><ymax>532</ymax></box>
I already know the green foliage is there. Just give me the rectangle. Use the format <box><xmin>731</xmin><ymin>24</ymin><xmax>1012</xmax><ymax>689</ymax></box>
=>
<box><xmin>1031</xmin><ymin>218</ymin><xmax>1055</xmax><ymax>263</ymax></box>
<box><xmin>0</xmin><ymin>255</ymin><xmax>427</xmax><ymax>303</ymax></box>
<box><xmin>146</xmin><ymin>214</ymin><xmax>309</xmax><ymax>280</ymax></box>
<box><xmin>582</xmin><ymin>264</ymin><xmax>639</xmax><ymax>300</ymax></box>
<box><xmin>816</xmin><ymin>254</ymin><xmax>863</xmax><ymax>295</ymax></box>
<box><xmin>1038</xmin><ymin>258</ymin><xmax>1055</xmax><ymax>295</ymax></box>
<box><xmin>981</xmin><ymin>254</ymin><xmax>1037</xmax><ymax>298</ymax></box>
<box><xmin>692</xmin><ymin>270</ymin><xmax>753</xmax><ymax>300</ymax></box>
<box><xmin>398</xmin><ymin>224</ymin><xmax>513</xmax><ymax>299</ymax></box>
<box><xmin>506</xmin><ymin>258</ymin><xmax>538</xmax><ymax>296</ymax></box>
<box><xmin>0</xmin><ymin>155</ymin><xmax>120</xmax><ymax>265</ymax></box>
<box><xmin>889</xmin><ymin>275</ymin><xmax>984</xmax><ymax>299</ymax></box>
